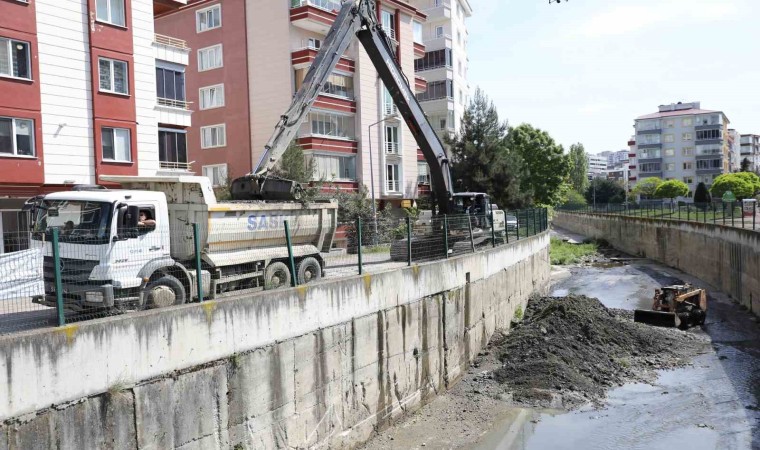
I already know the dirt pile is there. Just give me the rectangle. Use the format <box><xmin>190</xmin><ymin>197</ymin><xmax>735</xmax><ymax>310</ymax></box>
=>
<box><xmin>489</xmin><ymin>295</ymin><xmax>705</xmax><ymax>408</ymax></box>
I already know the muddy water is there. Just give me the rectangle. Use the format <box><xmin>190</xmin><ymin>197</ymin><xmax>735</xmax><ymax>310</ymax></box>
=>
<box><xmin>475</xmin><ymin>258</ymin><xmax>760</xmax><ymax>450</ymax></box>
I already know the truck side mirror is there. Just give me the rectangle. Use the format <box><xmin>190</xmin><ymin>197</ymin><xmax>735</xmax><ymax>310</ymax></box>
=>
<box><xmin>126</xmin><ymin>206</ymin><xmax>140</xmax><ymax>229</ymax></box>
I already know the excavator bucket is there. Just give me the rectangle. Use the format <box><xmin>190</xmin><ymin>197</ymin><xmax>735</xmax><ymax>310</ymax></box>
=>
<box><xmin>634</xmin><ymin>309</ymin><xmax>680</xmax><ymax>328</ymax></box>
<box><xmin>231</xmin><ymin>175</ymin><xmax>303</xmax><ymax>201</ymax></box>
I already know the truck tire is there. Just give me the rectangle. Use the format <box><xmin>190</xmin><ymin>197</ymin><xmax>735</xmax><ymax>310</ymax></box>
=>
<box><xmin>264</xmin><ymin>262</ymin><xmax>291</xmax><ymax>290</ymax></box>
<box><xmin>145</xmin><ymin>275</ymin><xmax>186</xmax><ymax>308</ymax></box>
<box><xmin>297</xmin><ymin>257</ymin><xmax>322</xmax><ymax>284</ymax></box>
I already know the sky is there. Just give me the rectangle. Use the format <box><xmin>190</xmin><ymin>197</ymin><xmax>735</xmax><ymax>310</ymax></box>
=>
<box><xmin>467</xmin><ymin>0</ymin><xmax>760</xmax><ymax>154</ymax></box>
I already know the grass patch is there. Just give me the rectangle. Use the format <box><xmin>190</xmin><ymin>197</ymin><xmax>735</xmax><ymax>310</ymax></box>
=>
<box><xmin>363</xmin><ymin>244</ymin><xmax>391</xmax><ymax>254</ymax></box>
<box><xmin>550</xmin><ymin>237</ymin><xmax>598</xmax><ymax>265</ymax></box>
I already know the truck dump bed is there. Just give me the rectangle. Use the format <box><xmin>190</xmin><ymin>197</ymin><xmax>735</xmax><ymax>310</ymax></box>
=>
<box><xmin>101</xmin><ymin>176</ymin><xmax>337</xmax><ymax>266</ymax></box>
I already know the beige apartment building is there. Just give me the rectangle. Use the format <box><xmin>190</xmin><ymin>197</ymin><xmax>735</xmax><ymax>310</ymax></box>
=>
<box><xmin>156</xmin><ymin>0</ymin><xmax>430</xmax><ymax>208</ymax></box>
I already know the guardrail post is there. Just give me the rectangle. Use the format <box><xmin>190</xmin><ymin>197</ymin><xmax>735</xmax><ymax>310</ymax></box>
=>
<box><xmin>731</xmin><ymin>202</ymin><xmax>735</xmax><ymax>228</ymax></box>
<box><xmin>406</xmin><ymin>217</ymin><xmax>412</xmax><ymax>266</ymax></box>
<box><xmin>713</xmin><ymin>202</ymin><xmax>716</xmax><ymax>225</ymax></box>
<box><xmin>754</xmin><ymin>202</ymin><xmax>757</xmax><ymax>231</ymax></box>
<box><xmin>490</xmin><ymin>209</ymin><xmax>496</xmax><ymax>247</ymax></box>
<box><xmin>516</xmin><ymin>210</ymin><xmax>520</xmax><ymax>240</ymax></box>
<box><xmin>357</xmin><ymin>218</ymin><xmax>363</xmax><ymax>275</ymax></box>
<box><xmin>193</xmin><ymin>223</ymin><xmax>203</xmax><ymax>302</ymax></box>
<box><xmin>741</xmin><ymin>202</ymin><xmax>745</xmax><ymax>229</ymax></box>
<box><xmin>444</xmin><ymin>215</ymin><xmax>450</xmax><ymax>258</ymax></box>
<box><xmin>52</xmin><ymin>228</ymin><xmax>65</xmax><ymax>327</ymax></box>
<box><xmin>687</xmin><ymin>203</ymin><xmax>690</xmax><ymax>221</ymax></box>
<box><xmin>284</xmin><ymin>220</ymin><xmax>297</xmax><ymax>287</ymax></box>
<box><xmin>467</xmin><ymin>214</ymin><xmax>475</xmax><ymax>252</ymax></box>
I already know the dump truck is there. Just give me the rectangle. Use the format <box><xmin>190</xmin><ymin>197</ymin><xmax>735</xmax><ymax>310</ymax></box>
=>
<box><xmin>27</xmin><ymin>176</ymin><xmax>337</xmax><ymax>311</ymax></box>
<box><xmin>634</xmin><ymin>284</ymin><xmax>707</xmax><ymax>330</ymax></box>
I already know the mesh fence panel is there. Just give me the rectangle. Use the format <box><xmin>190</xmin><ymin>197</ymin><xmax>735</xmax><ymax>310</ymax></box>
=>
<box><xmin>0</xmin><ymin>208</ymin><xmax>549</xmax><ymax>336</ymax></box>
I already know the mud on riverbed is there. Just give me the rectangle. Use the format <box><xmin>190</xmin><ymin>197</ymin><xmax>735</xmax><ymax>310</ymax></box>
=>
<box><xmin>478</xmin><ymin>295</ymin><xmax>708</xmax><ymax>409</ymax></box>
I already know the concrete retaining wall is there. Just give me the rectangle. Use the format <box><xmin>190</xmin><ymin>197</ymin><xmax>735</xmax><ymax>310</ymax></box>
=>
<box><xmin>0</xmin><ymin>233</ymin><xmax>550</xmax><ymax>449</ymax></box>
<box><xmin>554</xmin><ymin>212</ymin><xmax>760</xmax><ymax>316</ymax></box>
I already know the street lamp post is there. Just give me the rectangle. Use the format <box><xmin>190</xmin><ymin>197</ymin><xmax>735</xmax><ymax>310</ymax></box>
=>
<box><xmin>367</xmin><ymin>113</ymin><xmax>398</xmax><ymax>243</ymax></box>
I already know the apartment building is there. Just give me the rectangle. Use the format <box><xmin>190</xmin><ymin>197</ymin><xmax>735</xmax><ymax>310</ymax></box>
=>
<box><xmin>740</xmin><ymin>134</ymin><xmax>760</xmax><ymax>172</ymax></box>
<box><xmin>156</xmin><ymin>0</ymin><xmax>430</xmax><ymax>207</ymax></box>
<box><xmin>0</xmin><ymin>0</ymin><xmax>186</xmax><ymax>252</ymax></box>
<box><xmin>606</xmin><ymin>150</ymin><xmax>629</xmax><ymax>169</ymax></box>
<box><xmin>587</xmin><ymin>153</ymin><xmax>607</xmax><ymax>178</ymax></box>
<box><xmin>630</xmin><ymin>101</ymin><xmax>730</xmax><ymax>197</ymax></box>
<box><xmin>409</xmin><ymin>0</ymin><xmax>471</xmax><ymax>137</ymax></box>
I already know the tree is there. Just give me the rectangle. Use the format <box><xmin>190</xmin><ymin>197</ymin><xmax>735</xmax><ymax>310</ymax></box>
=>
<box><xmin>632</xmin><ymin>177</ymin><xmax>663</xmax><ymax>199</ymax></box>
<box><xmin>654</xmin><ymin>180</ymin><xmax>689</xmax><ymax>201</ymax></box>
<box><xmin>710</xmin><ymin>174</ymin><xmax>755</xmax><ymax>200</ymax></box>
<box><xmin>271</xmin><ymin>142</ymin><xmax>314</xmax><ymax>183</ymax></box>
<box><xmin>741</xmin><ymin>158</ymin><xmax>752</xmax><ymax>173</ymax></box>
<box><xmin>568</xmin><ymin>143</ymin><xmax>589</xmax><ymax>193</ymax></box>
<box><xmin>507</xmin><ymin>123</ymin><xmax>569</xmax><ymax>206</ymax></box>
<box><xmin>561</xmin><ymin>189</ymin><xmax>587</xmax><ymax>209</ymax></box>
<box><xmin>448</xmin><ymin>88</ymin><xmax>528</xmax><ymax>209</ymax></box>
<box><xmin>584</xmin><ymin>178</ymin><xmax>625</xmax><ymax>204</ymax></box>
<box><xmin>733</xmin><ymin>171</ymin><xmax>760</xmax><ymax>194</ymax></box>
<box><xmin>693</xmin><ymin>182</ymin><xmax>711</xmax><ymax>204</ymax></box>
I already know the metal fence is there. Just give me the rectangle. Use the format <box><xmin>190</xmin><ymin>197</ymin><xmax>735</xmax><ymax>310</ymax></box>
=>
<box><xmin>558</xmin><ymin>202</ymin><xmax>759</xmax><ymax>231</ymax></box>
<box><xmin>0</xmin><ymin>208</ymin><xmax>548</xmax><ymax>336</ymax></box>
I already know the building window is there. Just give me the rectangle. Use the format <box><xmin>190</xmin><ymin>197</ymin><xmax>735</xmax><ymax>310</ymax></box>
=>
<box><xmin>200</xmin><ymin>124</ymin><xmax>226</xmax><ymax>149</ymax></box>
<box><xmin>637</xmin><ymin>119</ymin><xmax>660</xmax><ymax>132</ymax></box>
<box><xmin>665</xmin><ymin>163</ymin><xmax>675</xmax><ymax>171</ymax></box>
<box><xmin>639</xmin><ymin>162</ymin><xmax>661</xmax><ymax>173</ymax></box>
<box><xmin>638</xmin><ymin>134</ymin><xmax>661</xmax><ymax>145</ymax></box>
<box><xmin>696</xmin><ymin>144</ymin><xmax>722</xmax><ymax>156</ymax></box>
<box><xmin>98</xmin><ymin>58</ymin><xmax>128</xmax><ymax>94</ymax></box>
<box><xmin>683</xmin><ymin>162</ymin><xmax>694</xmax><ymax>170</ymax></box>
<box><xmin>199</xmin><ymin>84</ymin><xmax>225</xmax><ymax>109</ymax></box>
<box><xmin>416</xmin><ymin>80</ymin><xmax>453</xmax><ymax>102</ymax></box>
<box><xmin>435</xmin><ymin>26</ymin><xmax>444</xmax><ymax>38</ymax></box>
<box><xmin>156</xmin><ymin>67</ymin><xmax>185</xmax><ymax>102</ymax></box>
<box><xmin>202</xmin><ymin>164</ymin><xmax>228</xmax><ymax>186</ymax></box>
<box><xmin>639</xmin><ymin>149</ymin><xmax>661</xmax><ymax>159</ymax></box>
<box><xmin>385</xmin><ymin>124</ymin><xmax>399</xmax><ymax>155</ymax></box>
<box><xmin>413</xmin><ymin>21</ymin><xmax>423</xmax><ymax>44</ymax></box>
<box><xmin>683</xmin><ymin>177</ymin><xmax>693</xmax><ymax>185</ymax></box>
<box><xmin>196</xmin><ymin>4</ymin><xmax>221</xmax><ymax>32</ymax></box>
<box><xmin>0</xmin><ymin>38</ymin><xmax>31</xmax><ymax>80</ymax></box>
<box><xmin>381</xmin><ymin>10</ymin><xmax>396</xmax><ymax>40</ymax></box>
<box><xmin>682</xmin><ymin>147</ymin><xmax>694</xmax><ymax>156</ymax></box>
<box><xmin>417</xmin><ymin>162</ymin><xmax>430</xmax><ymax>184</ymax></box>
<box><xmin>382</xmin><ymin>85</ymin><xmax>397</xmax><ymax>116</ymax></box>
<box><xmin>695</xmin><ymin>114</ymin><xmax>722</xmax><ymax>126</ymax></box>
<box><xmin>696</xmin><ymin>129</ymin><xmax>722</xmax><ymax>140</ymax></box>
<box><xmin>664</xmin><ymin>148</ymin><xmax>675</xmax><ymax>157</ymax></box>
<box><xmin>311</xmin><ymin>153</ymin><xmax>356</xmax><ymax>181</ymax></box>
<box><xmin>323</xmin><ymin>73</ymin><xmax>354</xmax><ymax>99</ymax></box>
<box><xmin>663</xmin><ymin>134</ymin><xmax>674</xmax><ymax>143</ymax></box>
<box><xmin>665</xmin><ymin>120</ymin><xmax>674</xmax><ymax>128</ymax></box>
<box><xmin>158</xmin><ymin>130</ymin><xmax>187</xmax><ymax>168</ymax></box>
<box><xmin>198</xmin><ymin>44</ymin><xmax>223</xmax><ymax>71</ymax></box>
<box><xmin>682</xmin><ymin>132</ymin><xmax>692</xmax><ymax>141</ymax></box>
<box><xmin>415</xmin><ymin>49</ymin><xmax>452</xmax><ymax>72</ymax></box>
<box><xmin>101</xmin><ymin>127</ymin><xmax>131</xmax><ymax>162</ymax></box>
<box><xmin>683</xmin><ymin>118</ymin><xmax>693</xmax><ymax>127</ymax></box>
<box><xmin>95</xmin><ymin>0</ymin><xmax>126</xmax><ymax>27</ymax></box>
<box><xmin>309</xmin><ymin>111</ymin><xmax>354</xmax><ymax>139</ymax></box>
<box><xmin>696</xmin><ymin>159</ymin><xmax>722</xmax><ymax>170</ymax></box>
<box><xmin>307</xmin><ymin>38</ymin><xmax>321</xmax><ymax>49</ymax></box>
<box><xmin>0</xmin><ymin>117</ymin><xmax>34</xmax><ymax>157</ymax></box>
<box><xmin>386</xmin><ymin>164</ymin><xmax>400</xmax><ymax>192</ymax></box>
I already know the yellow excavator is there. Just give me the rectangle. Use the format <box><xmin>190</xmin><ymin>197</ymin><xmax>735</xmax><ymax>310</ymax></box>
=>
<box><xmin>634</xmin><ymin>284</ymin><xmax>707</xmax><ymax>330</ymax></box>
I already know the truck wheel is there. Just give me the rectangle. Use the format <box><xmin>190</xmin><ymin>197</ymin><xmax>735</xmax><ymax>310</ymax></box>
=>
<box><xmin>145</xmin><ymin>275</ymin><xmax>186</xmax><ymax>308</ymax></box>
<box><xmin>297</xmin><ymin>257</ymin><xmax>322</xmax><ymax>284</ymax></box>
<box><xmin>264</xmin><ymin>262</ymin><xmax>291</xmax><ymax>290</ymax></box>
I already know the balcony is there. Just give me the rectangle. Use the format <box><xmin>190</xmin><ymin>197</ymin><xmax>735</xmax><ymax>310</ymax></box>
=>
<box><xmin>414</xmin><ymin>76</ymin><xmax>427</xmax><ymax>94</ymax></box>
<box><xmin>386</xmin><ymin>180</ymin><xmax>400</xmax><ymax>193</ymax></box>
<box><xmin>153</xmin><ymin>34</ymin><xmax>190</xmax><ymax>66</ymax></box>
<box><xmin>422</xmin><ymin>0</ymin><xmax>452</xmax><ymax>21</ymax></box>
<box><xmin>385</xmin><ymin>142</ymin><xmax>400</xmax><ymax>155</ymax></box>
<box><xmin>156</xmin><ymin>98</ymin><xmax>192</xmax><ymax>127</ymax></box>
<box><xmin>413</xmin><ymin>42</ymin><xmax>426</xmax><ymax>59</ymax></box>
<box><xmin>291</xmin><ymin>47</ymin><xmax>354</xmax><ymax>72</ymax></box>
<box><xmin>423</xmin><ymin>33</ymin><xmax>453</xmax><ymax>51</ymax></box>
<box><xmin>158</xmin><ymin>161</ymin><xmax>193</xmax><ymax>172</ymax></box>
<box><xmin>290</xmin><ymin>0</ymin><xmax>340</xmax><ymax>34</ymax></box>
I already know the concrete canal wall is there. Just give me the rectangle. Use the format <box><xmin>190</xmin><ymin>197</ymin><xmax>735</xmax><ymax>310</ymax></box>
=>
<box><xmin>0</xmin><ymin>232</ymin><xmax>550</xmax><ymax>449</ymax></box>
<box><xmin>554</xmin><ymin>212</ymin><xmax>760</xmax><ymax>316</ymax></box>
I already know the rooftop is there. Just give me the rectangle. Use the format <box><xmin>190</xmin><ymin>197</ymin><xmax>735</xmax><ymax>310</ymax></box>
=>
<box><xmin>636</xmin><ymin>108</ymin><xmax>721</xmax><ymax>120</ymax></box>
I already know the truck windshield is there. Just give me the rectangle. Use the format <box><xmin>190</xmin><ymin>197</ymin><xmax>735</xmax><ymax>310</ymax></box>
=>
<box><xmin>31</xmin><ymin>200</ymin><xmax>113</xmax><ymax>245</ymax></box>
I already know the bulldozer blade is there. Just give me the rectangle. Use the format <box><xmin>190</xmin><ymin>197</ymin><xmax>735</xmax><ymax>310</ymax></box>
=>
<box><xmin>634</xmin><ymin>309</ymin><xmax>680</xmax><ymax>328</ymax></box>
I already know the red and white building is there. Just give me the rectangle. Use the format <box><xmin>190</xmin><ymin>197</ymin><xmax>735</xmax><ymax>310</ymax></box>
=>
<box><xmin>156</xmin><ymin>0</ymin><xmax>431</xmax><ymax>208</ymax></box>
<box><xmin>0</xmin><ymin>0</ymin><xmax>189</xmax><ymax>249</ymax></box>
